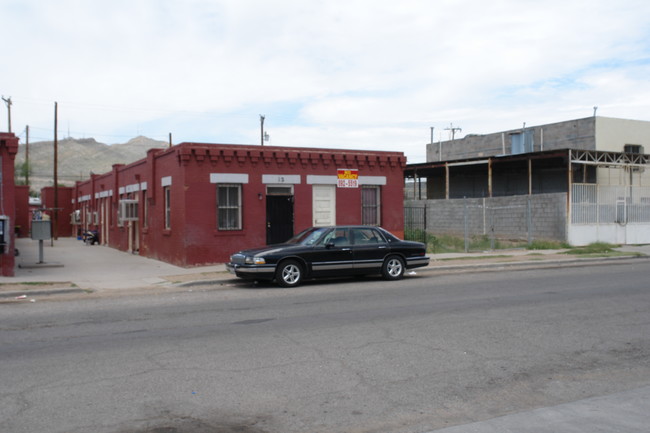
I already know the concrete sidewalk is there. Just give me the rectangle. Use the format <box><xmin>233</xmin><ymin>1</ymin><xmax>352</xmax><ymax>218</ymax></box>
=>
<box><xmin>3</xmin><ymin>237</ymin><xmax>226</xmax><ymax>291</ymax></box>
<box><xmin>427</xmin><ymin>385</ymin><xmax>650</xmax><ymax>433</ymax></box>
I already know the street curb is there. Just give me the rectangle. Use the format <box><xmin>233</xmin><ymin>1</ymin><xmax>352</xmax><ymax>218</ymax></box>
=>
<box><xmin>0</xmin><ymin>288</ymin><xmax>88</xmax><ymax>300</ymax></box>
<box><xmin>176</xmin><ymin>279</ymin><xmax>233</xmax><ymax>288</ymax></box>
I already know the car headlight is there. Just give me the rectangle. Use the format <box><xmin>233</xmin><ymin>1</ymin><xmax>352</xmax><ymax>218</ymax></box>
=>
<box><xmin>245</xmin><ymin>256</ymin><xmax>266</xmax><ymax>265</ymax></box>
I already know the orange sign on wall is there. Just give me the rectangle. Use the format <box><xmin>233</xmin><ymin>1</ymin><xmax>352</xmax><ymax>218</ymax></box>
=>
<box><xmin>337</xmin><ymin>168</ymin><xmax>359</xmax><ymax>188</ymax></box>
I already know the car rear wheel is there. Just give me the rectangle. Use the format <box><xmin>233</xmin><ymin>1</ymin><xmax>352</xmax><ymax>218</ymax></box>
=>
<box><xmin>276</xmin><ymin>260</ymin><xmax>303</xmax><ymax>287</ymax></box>
<box><xmin>382</xmin><ymin>255</ymin><xmax>405</xmax><ymax>280</ymax></box>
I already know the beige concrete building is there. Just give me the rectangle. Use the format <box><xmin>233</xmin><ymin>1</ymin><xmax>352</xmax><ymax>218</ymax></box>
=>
<box><xmin>408</xmin><ymin>116</ymin><xmax>650</xmax><ymax>246</ymax></box>
<box><xmin>427</xmin><ymin>116</ymin><xmax>650</xmax><ymax>162</ymax></box>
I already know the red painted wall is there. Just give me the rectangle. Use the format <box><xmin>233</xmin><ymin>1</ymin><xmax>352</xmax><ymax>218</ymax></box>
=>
<box><xmin>0</xmin><ymin>133</ymin><xmax>19</xmax><ymax>276</ymax></box>
<box><xmin>71</xmin><ymin>143</ymin><xmax>406</xmax><ymax>267</ymax></box>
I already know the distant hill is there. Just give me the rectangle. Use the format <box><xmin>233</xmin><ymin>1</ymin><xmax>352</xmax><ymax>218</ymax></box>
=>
<box><xmin>14</xmin><ymin>136</ymin><xmax>169</xmax><ymax>193</ymax></box>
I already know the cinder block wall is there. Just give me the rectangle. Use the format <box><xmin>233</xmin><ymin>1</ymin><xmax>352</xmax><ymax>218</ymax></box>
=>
<box><xmin>406</xmin><ymin>193</ymin><xmax>567</xmax><ymax>242</ymax></box>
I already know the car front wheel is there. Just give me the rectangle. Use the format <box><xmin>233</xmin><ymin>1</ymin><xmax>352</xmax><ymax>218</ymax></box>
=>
<box><xmin>382</xmin><ymin>255</ymin><xmax>405</xmax><ymax>280</ymax></box>
<box><xmin>276</xmin><ymin>260</ymin><xmax>303</xmax><ymax>287</ymax></box>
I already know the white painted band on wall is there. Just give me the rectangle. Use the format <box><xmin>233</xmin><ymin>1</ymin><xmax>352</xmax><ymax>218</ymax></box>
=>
<box><xmin>210</xmin><ymin>173</ymin><xmax>249</xmax><ymax>184</ymax></box>
<box><xmin>94</xmin><ymin>191</ymin><xmax>113</xmax><ymax>199</ymax></box>
<box><xmin>359</xmin><ymin>176</ymin><xmax>386</xmax><ymax>185</ymax></box>
<box><xmin>262</xmin><ymin>174</ymin><xmax>301</xmax><ymax>184</ymax></box>
<box><xmin>161</xmin><ymin>176</ymin><xmax>172</xmax><ymax>187</ymax></box>
<box><xmin>307</xmin><ymin>175</ymin><xmax>337</xmax><ymax>185</ymax></box>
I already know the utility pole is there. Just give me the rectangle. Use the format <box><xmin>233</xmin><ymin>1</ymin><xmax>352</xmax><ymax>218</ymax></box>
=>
<box><xmin>260</xmin><ymin>115</ymin><xmax>265</xmax><ymax>146</ymax></box>
<box><xmin>25</xmin><ymin>125</ymin><xmax>30</xmax><ymax>185</ymax></box>
<box><xmin>1</xmin><ymin>96</ymin><xmax>11</xmax><ymax>132</ymax></box>
<box><xmin>445</xmin><ymin>123</ymin><xmax>462</xmax><ymax>140</ymax></box>
<box><xmin>54</xmin><ymin>102</ymin><xmax>59</xmax><ymax>241</ymax></box>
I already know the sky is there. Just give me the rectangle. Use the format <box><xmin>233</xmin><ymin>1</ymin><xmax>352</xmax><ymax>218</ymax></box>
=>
<box><xmin>2</xmin><ymin>0</ymin><xmax>650</xmax><ymax>163</ymax></box>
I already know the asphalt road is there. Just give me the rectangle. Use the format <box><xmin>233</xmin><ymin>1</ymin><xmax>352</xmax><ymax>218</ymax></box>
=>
<box><xmin>1</xmin><ymin>261</ymin><xmax>650</xmax><ymax>433</ymax></box>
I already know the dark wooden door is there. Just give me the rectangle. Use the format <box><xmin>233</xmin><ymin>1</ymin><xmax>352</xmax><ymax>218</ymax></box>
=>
<box><xmin>266</xmin><ymin>195</ymin><xmax>294</xmax><ymax>244</ymax></box>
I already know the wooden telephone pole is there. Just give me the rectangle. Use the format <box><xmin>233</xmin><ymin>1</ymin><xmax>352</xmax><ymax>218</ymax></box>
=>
<box><xmin>53</xmin><ymin>102</ymin><xmax>58</xmax><ymax>240</ymax></box>
<box><xmin>25</xmin><ymin>125</ymin><xmax>29</xmax><ymax>185</ymax></box>
<box><xmin>260</xmin><ymin>115</ymin><xmax>265</xmax><ymax>146</ymax></box>
<box><xmin>1</xmin><ymin>96</ymin><xmax>11</xmax><ymax>132</ymax></box>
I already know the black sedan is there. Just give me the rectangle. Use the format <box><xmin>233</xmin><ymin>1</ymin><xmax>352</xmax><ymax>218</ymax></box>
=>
<box><xmin>226</xmin><ymin>226</ymin><xmax>430</xmax><ymax>287</ymax></box>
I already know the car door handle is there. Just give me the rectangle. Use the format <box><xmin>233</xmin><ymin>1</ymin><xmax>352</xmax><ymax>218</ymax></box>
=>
<box><xmin>342</xmin><ymin>248</ymin><xmax>351</xmax><ymax>251</ymax></box>
<box><xmin>378</xmin><ymin>246</ymin><xmax>387</xmax><ymax>249</ymax></box>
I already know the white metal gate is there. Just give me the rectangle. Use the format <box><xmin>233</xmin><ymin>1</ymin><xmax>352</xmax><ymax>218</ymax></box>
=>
<box><xmin>570</xmin><ymin>184</ymin><xmax>650</xmax><ymax>245</ymax></box>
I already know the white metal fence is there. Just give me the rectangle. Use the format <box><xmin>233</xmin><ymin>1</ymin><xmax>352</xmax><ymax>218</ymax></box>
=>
<box><xmin>572</xmin><ymin>184</ymin><xmax>650</xmax><ymax>224</ymax></box>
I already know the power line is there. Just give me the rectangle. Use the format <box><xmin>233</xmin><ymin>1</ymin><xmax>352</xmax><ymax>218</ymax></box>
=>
<box><xmin>6</xmin><ymin>96</ymin><xmax>295</xmax><ymax>145</ymax></box>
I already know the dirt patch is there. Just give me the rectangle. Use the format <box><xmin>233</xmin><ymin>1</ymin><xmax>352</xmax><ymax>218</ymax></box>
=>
<box><xmin>0</xmin><ymin>281</ymin><xmax>78</xmax><ymax>293</ymax></box>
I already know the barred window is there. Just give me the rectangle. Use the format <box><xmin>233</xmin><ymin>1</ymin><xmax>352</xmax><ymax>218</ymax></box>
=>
<box><xmin>164</xmin><ymin>186</ymin><xmax>171</xmax><ymax>229</ymax></box>
<box><xmin>361</xmin><ymin>186</ymin><xmax>381</xmax><ymax>226</ymax></box>
<box><xmin>218</xmin><ymin>184</ymin><xmax>242</xmax><ymax>230</ymax></box>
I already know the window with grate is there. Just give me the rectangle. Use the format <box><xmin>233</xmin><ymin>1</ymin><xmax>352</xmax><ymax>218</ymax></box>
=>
<box><xmin>218</xmin><ymin>184</ymin><xmax>242</xmax><ymax>230</ymax></box>
<box><xmin>361</xmin><ymin>186</ymin><xmax>381</xmax><ymax>226</ymax></box>
<box><xmin>164</xmin><ymin>187</ymin><xmax>171</xmax><ymax>229</ymax></box>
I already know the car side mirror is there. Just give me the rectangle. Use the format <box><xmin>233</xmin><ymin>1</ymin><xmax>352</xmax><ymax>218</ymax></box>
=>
<box><xmin>326</xmin><ymin>242</ymin><xmax>335</xmax><ymax>249</ymax></box>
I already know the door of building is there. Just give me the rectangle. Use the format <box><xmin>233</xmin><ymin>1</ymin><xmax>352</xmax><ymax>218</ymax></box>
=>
<box><xmin>266</xmin><ymin>193</ymin><xmax>294</xmax><ymax>245</ymax></box>
<box><xmin>312</xmin><ymin>185</ymin><xmax>336</xmax><ymax>226</ymax></box>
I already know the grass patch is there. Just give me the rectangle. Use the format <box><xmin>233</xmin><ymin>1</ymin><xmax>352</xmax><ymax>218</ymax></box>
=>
<box><xmin>429</xmin><ymin>233</ymin><xmax>513</xmax><ymax>253</ymax></box>
<box><xmin>562</xmin><ymin>242</ymin><xmax>645</xmax><ymax>258</ymax></box>
<box><xmin>406</xmin><ymin>231</ymin><xmax>646</xmax><ymax>259</ymax></box>
<box><xmin>405</xmin><ymin>230</ymin><xmax>529</xmax><ymax>253</ymax></box>
<box><xmin>527</xmin><ymin>240</ymin><xmax>571</xmax><ymax>250</ymax></box>
<box><xmin>564</xmin><ymin>242</ymin><xmax>618</xmax><ymax>255</ymax></box>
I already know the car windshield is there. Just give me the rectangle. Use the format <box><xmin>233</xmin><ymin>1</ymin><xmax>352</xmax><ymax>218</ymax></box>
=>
<box><xmin>285</xmin><ymin>227</ymin><xmax>331</xmax><ymax>245</ymax></box>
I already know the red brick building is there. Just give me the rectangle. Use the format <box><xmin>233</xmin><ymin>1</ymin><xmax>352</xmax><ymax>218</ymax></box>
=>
<box><xmin>0</xmin><ymin>133</ymin><xmax>19</xmax><ymax>276</ymax></box>
<box><xmin>71</xmin><ymin>143</ymin><xmax>407</xmax><ymax>267</ymax></box>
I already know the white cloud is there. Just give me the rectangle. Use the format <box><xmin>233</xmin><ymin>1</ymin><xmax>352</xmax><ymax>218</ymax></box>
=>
<box><xmin>2</xmin><ymin>0</ymin><xmax>650</xmax><ymax>161</ymax></box>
